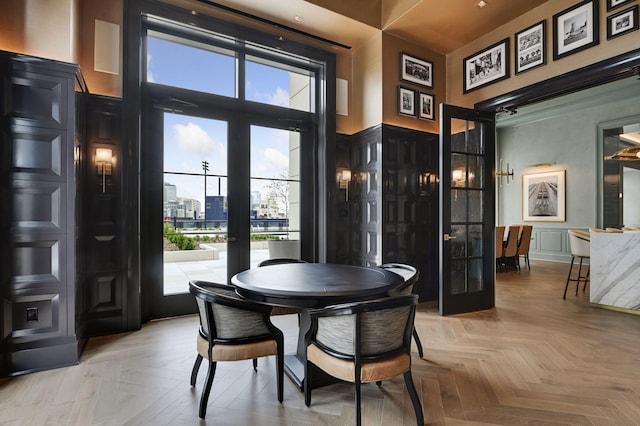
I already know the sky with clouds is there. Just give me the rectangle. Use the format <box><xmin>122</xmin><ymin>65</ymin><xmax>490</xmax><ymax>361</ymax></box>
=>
<box><xmin>147</xmin><ymin>36</ymin><xmax>297</xmax><ymax>210</ymax></box>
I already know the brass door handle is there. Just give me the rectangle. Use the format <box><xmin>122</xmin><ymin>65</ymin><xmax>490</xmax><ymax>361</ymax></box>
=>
<box><xmin>443</xmin><ymin>234</ymin><xmax>457</xmax><ymax>241</ymax></box>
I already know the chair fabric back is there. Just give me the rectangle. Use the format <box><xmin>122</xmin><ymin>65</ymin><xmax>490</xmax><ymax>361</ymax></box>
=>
<box><xmin>190</xmin><ymin>280</ymin><xmax>272</xmax><ymax>342</ymax></box>
<box><xmin>308</xmin><ymin>295</ymin><xmax>417</xmax><ymax>359</ymax></box>
<box><xmin>517</xmin><ymin>225</ymin><xmax>533</xmax><ymax>255</ymax></box>
<box><xmin>495</xmin><ymin>226</ymin><xmax>505</xmax><ymax>258</ymax></box>
<box><xmin>503</xmin><ymin>225</ymin><xmax>520</xmax><ymax>257</ymax></box>
<box><xmin>378</xmin><ymin>263</ymin><xmax>419</xmax><ymax>297</ymax></box>
<box><xmin>568</xmin><ymin>229</ymin><xmax>590</xmax><ymax>258</ymax></box>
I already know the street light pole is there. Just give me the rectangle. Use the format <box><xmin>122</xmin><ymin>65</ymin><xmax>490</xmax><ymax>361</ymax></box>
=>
<box><xmin>202</xmin><ymin>161</ymin><xmax>209</xmax><ymax>225</ymax></box>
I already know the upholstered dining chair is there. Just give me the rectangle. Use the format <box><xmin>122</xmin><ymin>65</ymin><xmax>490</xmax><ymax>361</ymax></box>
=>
<box><xmin>378</xmin><ymin>263</ymin><xmax>424</xmax><ymax>358</ymax></box>
<box><xmin>502</xmin><ymin>225</ymin><xmax>520</xmax><ymax>271</ymax></box>
<box><xmin>495</xmin><ymin>226</ymin><xmax>505</xmax><ymax>272</ymax></box>
<box><xmin>563</xmin><ymin>230</ymin><xmax>590</xmax><ymax>299</ymax></box>
<box><xmin>189</xmin><ymin>280</ymin><xmax>284</xmax><ymax>419</ymax></box>
<box><xmin>303</xmin><ymin>295</ymin><xmax>423</xmax><ymax>426</ymax></box>
<box><xmin>516</xmin><ymin>225</ymin><xmax>533</xmax><ymax>270</ymax></box>
<box><xmin>258</xmin><ymin>258</ymin><xmax>308</xmax><ymax>315</ymax></box>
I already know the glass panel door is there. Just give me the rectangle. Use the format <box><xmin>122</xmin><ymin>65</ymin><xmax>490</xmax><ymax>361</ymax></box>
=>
<box><xmin>163</xmin><ymin>112</ymin><xmax>229</xmax><ymax>296</ymax></box>
<box><xmin>249</xmin><ymin>125</ymin><xmax>301</xmax><ymax>266</ymax></box>
<box><xmin>440</xmin><ymin>104</ymin><xmax>496</xmax><ymax>316</ymax></box>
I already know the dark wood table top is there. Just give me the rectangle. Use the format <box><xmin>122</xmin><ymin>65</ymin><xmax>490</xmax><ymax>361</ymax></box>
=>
<box><xmin>231</xmin><ymin>263</ymin><xmax>404</xmax><ymax>308</ymax></box>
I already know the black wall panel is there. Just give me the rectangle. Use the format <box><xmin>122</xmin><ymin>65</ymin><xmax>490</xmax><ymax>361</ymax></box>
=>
<box><xmin>1</xmin><ymin>51</ymin><xmax>81</xmax><ymax>376</ymax></box>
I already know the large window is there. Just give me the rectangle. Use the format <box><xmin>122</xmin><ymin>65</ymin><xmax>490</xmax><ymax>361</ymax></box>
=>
<box><xmin>137</xmin><ymin>11</ymin><xmax>328</xmax><ymax>318</ymax></box>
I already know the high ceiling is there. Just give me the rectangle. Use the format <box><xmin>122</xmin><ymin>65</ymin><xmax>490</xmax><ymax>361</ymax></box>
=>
<box><xmin>185</xmin><ymin>0</ymin><xmax>550</xmax><ymax>54</ymax></box>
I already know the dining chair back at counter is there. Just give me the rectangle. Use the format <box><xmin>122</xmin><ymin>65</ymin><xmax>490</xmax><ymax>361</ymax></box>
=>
<box><xmin>503</xmin><ymin>225</ymin><xmax>520</xmax><ymax>271</ymax></box>
<box><xmin>495</xmin><ymin>226</ymin><xmax>505</xmax><ymax>272</ymax></box>
<box><xmin>563</xmin><ymin>230</ymin><xmax>590</xmax><ymax>299</ymax></box>
<box><xmin>517</xmin><ymin>225</ymin><xmax>533</xmax><ymax>270</ymax></box>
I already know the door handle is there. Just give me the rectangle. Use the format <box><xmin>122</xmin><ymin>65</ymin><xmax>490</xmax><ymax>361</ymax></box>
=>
<box><xmin>443</xmin><ymin>234</ymin><xmax>457</xmax><ymax>241</ymax></box>
<box><xmin>228</xmin><ymin>237</ymin><xmax>237</xmax><ymax>242</ymax></box>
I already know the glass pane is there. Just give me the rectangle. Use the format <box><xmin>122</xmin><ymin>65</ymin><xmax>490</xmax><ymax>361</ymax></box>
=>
<box><xmin>451</xmin><ymin>189</ymin><xmax>467</xmax><ymax>223</ymax></box>
<box><xmin>450</xmin><ymin>260</ymin><xmax>467</xmax><ymax>295</ymax></box>
<box><xmin>250</xmin><ymin>126</ymin><xmax>301</xmax><ymax>266</ymax></box>
<box><xmin>468</xmin><ymin>225</ymin><xmax>483</xmax><ymax>257</ymax></box>
<box><xmin>468</xmin><ymin>259</ymin><xmax>483</xmax><ymax>292</ymax></box>
<box><xmin>163</xmin><ymin>113</ymin><xmax>228</xmax><ymax>295</ymax></box>
<box><xmin>468</xmin><ymin>155</ymin><xmax>484</xmax><ymax>189</ymax></box>
<box><xmin>468</xmin><ymin>190</ymin><xmax>483</xmax><ymax>222</ymax></box>
<box><xmin>147</xmin><ymin>34</ymin><xmax>235</xmax><ymax>97</ymax></box>
<box><xmin>451</xmin><ymin>119</ymin><xmax>467</xmax><ymax>152</ymax></box>
<box><xmin>450</xmin><ymin>225</ymin><xmax>467</xmax><ymax>259</ymax></box>
<box><xmin>246</xmin><ymin>57</ymin><xmax>313</xmax><ymax>112</ymax></box>
<box><xmin>451</xmin><ymin>153</ymin><xmax>467</xmax><ymax>188</ymax></box>
<box><xmin>467</xmin><ymin>124</ymin><xmax>483</xmax><ymax>154</ymax></box>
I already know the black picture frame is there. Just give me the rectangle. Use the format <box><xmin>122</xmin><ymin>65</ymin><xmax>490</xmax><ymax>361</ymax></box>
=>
<box><xmin>553</xmin><ymin>0</ymin><xmax>600</xmax><ymax>60</ymax></box>
<box><xmin>515</xmin><ymin>20</ymin><xmax>547</xmax><ymax>74</ymax></box>
<box><xmin>463</xmin><ymin>38</ymin><xmax>510</xmax><ymax>93</ymax></box>
<box><xmin>418</xmin><ymin>92</ymin><xmax>435</xmax><ymax>120</ymax></box>
<box><xmin>607</xmin><ymin>0</ymin><xmax>635</xmax><ymax>11</ymax></box>
<box><xmin>400</xmin><ymin>52</ymin><xmax>433</xmax><ymax>88</ymax></box>
<box><xmin>607</xmin><ymin>5</ymin><xmax>639</xmax><ymax>39</ymax></box>
<box><xmin>398</xmin><ymin>86</ymin><xmax>416</xmax><ymax>117</ymax></box>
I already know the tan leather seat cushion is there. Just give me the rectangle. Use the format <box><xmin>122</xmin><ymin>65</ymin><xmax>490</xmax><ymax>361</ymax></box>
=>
<box><xmin>197</xmin><ymin>334</ymin><xmax>277</xmax><ymax>362</ymax></box>
<box><xmin>307</xmin><ymin>343</ymin><xmax>410</xmax><ymax>383</ymax></box>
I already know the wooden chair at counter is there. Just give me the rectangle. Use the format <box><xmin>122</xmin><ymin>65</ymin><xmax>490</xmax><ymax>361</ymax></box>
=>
<box><xmin>516</xmin><ymin>225</ymin><xmax>533</xmax><ymax>270</ymax></box>
<box><xmin>495</xmin><ymin>226</ymin><xmax>505</xmax><ymax>272</ymax></box>
<box><xmin>502</xmin><ymin>225</ymin><xmax>521</xmax><ymax>271</ymax></box>
<box><xmin>563</xmin><ymin>229</ymin><xmax>590</xmax><ymax>299</ymax></box>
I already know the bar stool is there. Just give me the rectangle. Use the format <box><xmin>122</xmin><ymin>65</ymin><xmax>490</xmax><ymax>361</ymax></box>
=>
<box><xmin>563</xmin><ymin>229</ymin><xmax>590</xmax><ymax>299</ymax></box>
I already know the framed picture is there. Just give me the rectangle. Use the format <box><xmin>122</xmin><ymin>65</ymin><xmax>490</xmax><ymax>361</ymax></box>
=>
<box><xmin>522</xmin><ymin>170</ymin><xmax>566</xmax><ymax>222</ymax></box>
<box><xmin>463</xmin><ymin>38</ymin><xmax>510</xmax><ymax>93</ymax></box>
<box><xmin>515</xmin><ymin>20</ymin><xmax>546</xmax><ymax>74</ymax></box>
<box><xmin>607</xmin><ymin>5</ymin><xmax>639</xmax><ymax>39</ymax></box>
<box><xmin>607</xmin><ymin>0</ymin><xmax>634</xmax><ymax>11</ymax></box>
<box><xmin>400</xmin><ymin>52</ymin><xmax>433</xmax><ymax>88</ymax></box>
<box><xmin>418</xmin><ymin>92</ymin><xmax>435</xmax><ymax>120</ymax></box>
<box><xmin>398</xmin><ymin>86</ymin><xmax>416</xmax><ymax>117</ymax></box>
<box><xmin>553</xmin><ymin>0</ymin><xmax>600</xmax><ymax>60</ymax></box>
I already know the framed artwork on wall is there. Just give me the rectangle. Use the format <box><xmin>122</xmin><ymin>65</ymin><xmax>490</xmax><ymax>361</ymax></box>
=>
<box><xmin>522</xmin><ymin>170</ymin><xmax>566</xmax><ymax>222</ymax></box>
<box><xmin>607</xmin><ymin>0</ymin><xmax>635</xmax><ymax>11</ymax></box>
<box><xmin>463</xmin><ymin>38</ymin><xmax>510</xmax><ymax>93</ymax></box>
<box><xmin>553</xmin><ymin>0</ymin><xmax>600</xmax><ymax>60</ymax></box>
<box><xmin>398</xmin><ymin>86</ymin><xmax>416</xmax><ymax>117</ymax></box>
<box><xmin>515</xmin><ymin>20</ymin><xmax>546</xmax><ymax>74</ymax></box>
<box><xmin>418</xmin><ymin>92</ymin><xmax>434</xmax><ymax>120</ymax></box>
<box><xmin>607</xmin><ymin>5</ymin><xmax>639</xmax><ymax>39</ymax></box>
<box><xmin>400</xmin><ymin>52</ymin><xmax>433</xmax><ymax>88</ymax></box>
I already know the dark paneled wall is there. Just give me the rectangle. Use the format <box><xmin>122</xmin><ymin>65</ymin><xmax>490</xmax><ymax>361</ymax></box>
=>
<box><xmin>0</xmin><ymin>51</ymin><xmax>81</xmax><ymax>375</ymax></box>
<box><xmin>79</xmin><ymin>96</ymin><xmax>125</xmax><ymax>337</ymax></box>
<box><xmin>334</xmin><ymin>124</ymin><xmax>439</xmax><ymax>302</ymax></box>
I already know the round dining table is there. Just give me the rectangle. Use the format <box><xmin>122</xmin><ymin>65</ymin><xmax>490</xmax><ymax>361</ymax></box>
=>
<box><xmin>231</xmin><ymin>262</ymin><xmax>404</xmax><ymax>390</ymax></box>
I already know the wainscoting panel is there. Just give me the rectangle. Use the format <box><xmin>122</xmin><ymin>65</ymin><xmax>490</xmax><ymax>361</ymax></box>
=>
<box><xmin>529</xmin><ymin>226</ymin><xmax>572</xmax><ymax>263</ymax></box>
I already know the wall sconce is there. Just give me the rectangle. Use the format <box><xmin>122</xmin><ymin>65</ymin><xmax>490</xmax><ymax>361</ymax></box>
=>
<box><xmin>96</xmin><ymin>148</ymin><xmax>113</xmax><ymax>193</ymax></box>
<box><xmin>419</xmin><ymin>171</ymin><xmax>439</xmax><ymax>195</ymax></box>
<box><xmin>338</xmin><ymin>169</ymin><xmax>352</xmax><ymax>201</ymax></box>
<box><xmin>496</xmin><ymin>158</ymin><xmax>514</xmax><ymax>186</ymax></box>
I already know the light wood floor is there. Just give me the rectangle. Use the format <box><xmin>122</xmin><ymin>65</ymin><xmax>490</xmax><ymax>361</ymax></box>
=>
<box><xmin>1</xmin><ymin>260</ymin><xmax>639</xmax><ymax>425</ymax></box>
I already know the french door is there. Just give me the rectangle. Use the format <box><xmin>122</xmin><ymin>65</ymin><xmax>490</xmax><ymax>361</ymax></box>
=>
<box><xmin>439</xmin><ymin>104</ymin><xmax>496</xmax><ymax>315</ymax></box>
<box><xmin>140</xmin><ymin>99</ymin><xmax>308</xmax><ymax>320</ymax></box>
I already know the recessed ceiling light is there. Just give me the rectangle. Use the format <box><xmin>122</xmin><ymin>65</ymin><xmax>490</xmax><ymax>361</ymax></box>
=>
<box><xmin>476</xmin><ymin>1</ymin><xmax>487</xmax><ymax>7</ymax></box>
<box><xmin>294</xmin><ymin>16</ymin><xmax>303</xmax><ymax>22</ymax></box>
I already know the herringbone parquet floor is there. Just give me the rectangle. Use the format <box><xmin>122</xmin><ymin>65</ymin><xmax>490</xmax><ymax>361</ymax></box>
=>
<box><xmin>1</xmin><ymin>260</ymin><xmax>639</xmax><ymax>425</ymax></box>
